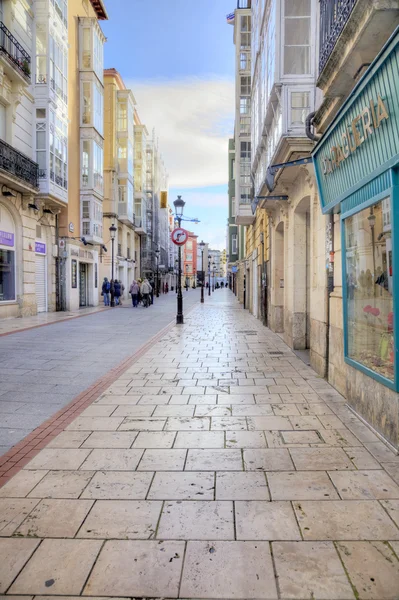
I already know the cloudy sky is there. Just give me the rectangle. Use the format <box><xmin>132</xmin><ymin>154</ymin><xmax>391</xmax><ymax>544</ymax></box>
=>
<box><xmin>102</xmin><ymin>0</ymin><xmax>235</xmax><ymax>250</ymax></box>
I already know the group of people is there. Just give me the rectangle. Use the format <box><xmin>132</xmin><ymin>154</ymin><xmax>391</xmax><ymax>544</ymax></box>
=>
<box><xmin>101</xmin><ymin>278</ymin><xmax>125</xmax><ymax>306</ymax></box>
<box><xmin>101</xmin><ymin>277</ymin><xmax>161</xmax><ymax>308</ymax></box>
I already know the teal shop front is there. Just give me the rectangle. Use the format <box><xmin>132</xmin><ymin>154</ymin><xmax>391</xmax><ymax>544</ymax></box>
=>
<box><xmin>313</xmin><ymin>27</ymin><xmax>399</xmax><ymax>449</ymax></box>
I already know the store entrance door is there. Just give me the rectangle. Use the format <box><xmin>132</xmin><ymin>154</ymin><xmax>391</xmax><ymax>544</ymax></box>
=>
<box><xmin>79</xmin><ymin>262</ymin><xmax>88</xmax><ymax>307</ymax></box>
<box><xmin>35</xmin><ymin>253</ymin><xmax>47</xmax><ymax>313</ymax></box>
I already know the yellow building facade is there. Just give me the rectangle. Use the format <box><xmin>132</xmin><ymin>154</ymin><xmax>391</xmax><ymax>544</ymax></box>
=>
<box><xmin>244</xmin><ymin>209</ymin><xmax>269</xmax><ymax>324</ymax></box>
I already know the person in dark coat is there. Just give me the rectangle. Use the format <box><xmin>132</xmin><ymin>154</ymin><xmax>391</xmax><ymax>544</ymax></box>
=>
<box><xmin>114</xmin><ymin>280</ymin><xmax>121</xmax><ymax>305</ymax></box>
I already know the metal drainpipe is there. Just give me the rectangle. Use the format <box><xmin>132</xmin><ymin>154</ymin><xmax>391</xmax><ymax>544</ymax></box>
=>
<box><xmin>325</xmin><ymin>213</ymin><xmax>335</xmax><ymax>380</ymax></box>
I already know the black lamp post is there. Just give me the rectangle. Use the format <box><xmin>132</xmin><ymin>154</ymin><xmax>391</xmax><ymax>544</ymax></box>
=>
<box><xmin>212</xmin><ymin>262</ymin><xmax>216</xmax><ymax>291</ymax></box>
<box><xmin>208</xmin><ymin>254</ymin><xmax>211</xmax><ymax>296</ymax></box>
<box><xmin>174</xmin><ymin>195</ymin><xmax>185</xmax><ymax>324</ymax></box>
<box><xmin>175</xmin><ymin>259</ymin><xmax>178</xmax><ymax>293</ymax></box>
<box><xmin>155</xmin><ymin>248</ymin><xmax>160</xmax><ymax>298</ymax></box>
<box><xmin>109</xmin><ymin>223</ymin><xmax>117</xmax><ymax>307</ymax></box>
<box><xmin>200</xmin><ymin>240</ymin><xmax>205</xmax><ymax>304</ymax></box>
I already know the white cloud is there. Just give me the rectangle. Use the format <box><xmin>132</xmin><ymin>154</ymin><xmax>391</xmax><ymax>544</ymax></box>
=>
<box><xmin>128</xmin><ymin>76</ymin><xmax>234</xmax><ymax>188</ymax></box>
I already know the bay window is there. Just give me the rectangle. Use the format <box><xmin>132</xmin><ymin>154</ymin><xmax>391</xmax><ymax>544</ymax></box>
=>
<box><xmin>290</xmin><ymin>91</ymin><xmax>311</xmax><ymax>127</ymax></box>
<box><xmin>81</xmin><ymin>198</ymin><xmax>103</xmax><ymax>240</ymax></box>
<box><xmin>93</xmin><ymin>141</ymin><xmax>103</xmax><ymax>193</ymax></box>
<box><xmin>49</xmin><ymin>110</ymin><xmax>67</xmax><ymax>189</ymax></box>
<box><xmin>81</xmin><ymin>139</ymin><xmax>103</xmax><ymax>193</ymax></box>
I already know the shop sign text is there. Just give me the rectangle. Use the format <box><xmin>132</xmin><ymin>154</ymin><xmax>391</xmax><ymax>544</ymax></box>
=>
<box><xmin>322</xmin><ymin>95</ymin><xmax>389</xmax><ymax>176</ymax></box>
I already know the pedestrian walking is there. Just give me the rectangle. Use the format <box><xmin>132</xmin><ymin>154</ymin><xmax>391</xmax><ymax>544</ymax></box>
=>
<box><xmin>165</xmin><ymin>282</ymin><xmax>169</xmax><ymax>294</ymax></box>
<box><xmin>101</xmin><ymin>277</ymin><xmax>111</xmax><ymax>306</ymax></box>
<box><xmin>149</xmin><ymin>278</ymin><xmax>155</xmax><ymax>305</ymax></box>
<box><xmin>114</xmin><ymin>279</ymin><xmax>121</xmax><ymax>305</ymax></box>
<box><xmin>119</xmin><ymin>282</ymin><xmax>125</xmax><ymax>306</ymax></box>
<box><xmin>140</xmin><ymin>278</ymin><xmax>152</xmax><ymax>308</ymax></box>
<box><xmin>129</xmin><ymin>280</ymin><xmax>140</xmax><ymax>307</ymax></box>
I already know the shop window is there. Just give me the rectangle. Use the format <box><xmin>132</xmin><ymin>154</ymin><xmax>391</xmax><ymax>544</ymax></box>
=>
<box><xmin>0</xmin><ymin>205</ymin><xmax>16</xmax><ymax>302</ymax></box>
<box><xmin>344</xmin><ymin>198</ymin><xmax>394</xmax><ymax>383</ymax></box>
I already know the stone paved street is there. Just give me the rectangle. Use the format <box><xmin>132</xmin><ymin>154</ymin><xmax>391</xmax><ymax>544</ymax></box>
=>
<box><xmin>0</xmin><ymin>290</ymin><xmax>399</xmax><ymax>598</ymax></box>
<box><xmin>0</xmin><ymin>290</ymin><xmax>199</xmax><ymax>456</ymax></box>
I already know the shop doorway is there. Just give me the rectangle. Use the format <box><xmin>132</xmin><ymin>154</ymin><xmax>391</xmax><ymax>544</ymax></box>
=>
<box><xmin>79</xmin><ymin>262</ymin><xmax>88</xmax><ymax>307</ymax></box>
<box><xmin>35</xmin><ymin>253</ymin><xmax>47</xmax><ymax>313</ymax></box>
<box><xmin>274</xmin><ymin>222</ymin><xmax>285</xmax><ymax>333</ymax></box>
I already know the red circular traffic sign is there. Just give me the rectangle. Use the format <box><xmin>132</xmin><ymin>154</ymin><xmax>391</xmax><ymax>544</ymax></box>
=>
<box><xmin>171</xmin><ymin>228</ymin><xmax>188</xmax><ymax>246</ymax></box>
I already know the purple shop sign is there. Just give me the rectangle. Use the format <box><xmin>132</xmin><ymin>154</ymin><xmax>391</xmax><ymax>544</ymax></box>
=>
<box><xmin>0</xmin><ymin>230</ymin><xmax>14</xmax><ymax>247</ymax></box>
<box><xmin>35</xmin><ymin>241</ymin><xmax>46</xmax><ymax>254</ymax></box>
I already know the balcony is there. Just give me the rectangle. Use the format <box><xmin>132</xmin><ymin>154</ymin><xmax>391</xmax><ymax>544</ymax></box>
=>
<box><xmin>0</xmin><ymin>22</ymin><xmax>31</xmax><ymax>82</ymax></box>
<box><xmin>0</xmin><ymin>139</ymin><xmax>38</xmax><ymax>189</ymax></box>
<box><xmin>316</xmin><ymin>0</ymin><xmax>399</xmax><ymax>130</ymax></box>
<box><xmin>236</xmin><ymin>201</ymin><xmax>255</xmax><ymax>226</ymax></box>
<box><xmin>118</xmin><ymin>201</ymin><xmax>134</xmax><ymax>226</ymax></box>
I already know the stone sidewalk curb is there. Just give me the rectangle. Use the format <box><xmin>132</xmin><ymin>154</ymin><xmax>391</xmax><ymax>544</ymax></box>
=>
<box><xmin>0</xmin><ymin>304</ymin><xmax>199</xmax><ymax>487</ymax></box>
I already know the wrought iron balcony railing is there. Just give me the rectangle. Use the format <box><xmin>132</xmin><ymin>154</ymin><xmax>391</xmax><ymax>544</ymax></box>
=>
<box><xmin>319</xmin><ymin>0</ymin><xmax>357</xmax><ymax>73</ymax></box>
<box><xmin>0</xmin><ymin>139</ymin><xmax>38</xmax><ymax>188</ymax></box>
<box><xmin>0</xmin><ymin>21</ymin><xmax>31</xmax><ymax>80</ymax></box>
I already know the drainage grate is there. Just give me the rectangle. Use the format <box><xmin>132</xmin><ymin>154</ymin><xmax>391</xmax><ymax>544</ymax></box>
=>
<box><xmin>237</xmin><ymin>330</ymin><xmax>257</xmax><ymax>335</ymax></box>
<box><xmin>268</xmin><ymin>351</ymin><xmax>283</xmax><ymax>355</ymax></box>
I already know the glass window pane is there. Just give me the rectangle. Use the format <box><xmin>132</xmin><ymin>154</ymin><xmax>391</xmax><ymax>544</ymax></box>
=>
<box><xmin>285</xmin><ymin>18</ymin><xmax>310</xmax><ymax>45</ymax></box>
<box><xmin>284</xmin><ymin>46</ymin><xmax>310</xmax><ymax>74</ymax></box>
<box><xmin>0</xmin><ymin>249</ymin><xmax>16</xmax><ymax>301</ymax></box>
<box><xmin>345</xmin><ymin>199</ymin><xmax>394</xmax><ymax>382</ymax></box>
<box><xmin>285</xmin><ymin>0</ymin><xmax>310</xmax><ymax>17</ymax></box>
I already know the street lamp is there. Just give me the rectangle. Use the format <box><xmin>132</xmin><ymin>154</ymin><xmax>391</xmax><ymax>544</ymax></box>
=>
<box><xmin>175</xmin><ymin>259</ymin><xmax>178</xmax><ymax>293</ymax></box>
<box><xmin>208</xmin><ymin>254</ymin><xmax>211</xmax><ymax>296</ymax></box>
<box><xmin>212</xmin><ymin>262</ymin><xmax>216</xmax><ymax>291</ymax></box>
<box><xmin>199</xmin><ymin>240</ymin><xmax>205</xmax><ymax>304</ymax></box>
<box><xmin>155</xmin><ymin>248</ymin><xmax>160</xmax><ymax>298</ymax></box>
<box><xmin>109</xmin><ymin>223</ymin><xmax>117</xmax><ymax>307</ymax></box>
<box><xmin>174</xmin><ymin>195</ymin><xmax>185</xmax><ymax>324</ymax></box>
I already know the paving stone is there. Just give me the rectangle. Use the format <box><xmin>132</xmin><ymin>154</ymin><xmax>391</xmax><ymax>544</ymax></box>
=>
<box><xmin>152</xmin><ymin>405</ymin><xmax>194</xmax><ymax>417</ymax></box>
<box><xmin>320</xmin><ymin>429</ymin><xmax>363</xmax><ymax>447</ymax></box>
<box><xmin>132</xmin><ymin>431</ymin><xmax>176</xmax><ymax>448</ymax></box>
<box><xmin>0</xmin><ymin>538</ymin><xmax>40</xmax><ymax>593</ymax></box>
<box><xmin>383</xmin><ymin>463</ymin><xmax>399</xmax><ymax>484</ymax></box>
<box><xmin>80</xmin><ymin>404</ymin><xmax>117</xmax><ymax>417</ymax></box>
<box><xmin>364</xmin><ymin>442</ymin><xmax>399</xmax><ymax>463</ymax></box>
<box><xmin>344</xmin><ymin>447</ymin><xmax>382</xmax><ymax>469</ymax></box>
<box><xmin>290</xmin><ymin>447</ymin><xmax>355</xmax><ymax>470</ymax></box>
<box><xmin>137</xmin><ymin>449</ymin><xmax>187</xmax><ymax>471</ymax></box>
<box><xmin>188</xmin><ymin>394</ymin><xmax>217</xmax><ymax>404</ymax></box>
<box><xmin>297</xmin><ymin>403</ymin><xmax>333</xmax><ymax>415</ymax></box>
<box><xmin>380</xmin><ymin>500</ymin><xmax>399</xmax><ymax>527</ymax></box>
<box><xmin>255</xmin><ymin>394</ymin><xmax>282</xmax><ymax>404</ymax></box>
<box><xmin>95</xmin><ymin>394</ymin><xmax>140</xmax><ymax>405</ymax></box>
<box><xmin>15</xmin><ymin>498</ymin><xmax>93</xmax><ymax>537</ymax></box>
<box><xmin>226</xmin><ymin>431</ymin><xmax>267</xmax><ymax>448</ymax></box>
<box><xmin>28</xmin><ymin>470</ymin><xmax>94</xmax><ymax>499</ymax></box>
<box><xmin>218</xmin><ymin>394</ymin><xmax>255</xmax><ymax>404</ymax></box>
<box><xmin>137</xmin><ymin>395</ymin><xmax>170</xmax><ymax>405</ymax></box>
<box><xmin>111</xmin><ymin>405</ymin><xmax>157</xmax><ymax>417</ymax></box>
<box><xmin>216</xmin><ymin>472</ymin><xmax>269</xmax><ymax>500</ymax></box>
<box><xmin>244</xmin><ymin>449</ymin><xmax>294</xmax><ymax>471</ymax></box>
<box><xmin>185</xmin><ymin>449</ymin><xmax>243</xmax><ymax>471</ymax></box>
<box><xmin>82</xmin><ymin>431</ymin><xmax>138</xmax><ymax>448</ymax></box>
<box><xmin>9</xmin><ymin>539</ymin><xmax>102</xmax><ymax>595</ymax></box>
<box><xmin>24</xmin><ymin>448</ymin><xmax>91</xmax><ymax>470</ymax></box>
<box><xmin>211</xmin><ymin>417</ymin><xmax>248</xmax><ymax>431</ymax></box>
<box><xmin>47</xmin><ymin>431</ymin><xmax>91</xmax><ymax>448</ymax></box>
<box><xmin>118</xmin><ymin>417</ymin><xmax>166</xmax><ymax>431</ymax></box>
<box><xmin>281</xmin><ymin>430</ymin><xmax>322</xmax><ymax>444</ymax></box>
<box><xmin>180</xmin><ymin>540</ymin><xmax>278</xmax><ymax>599</ymax></box>
<box><xmin>289</xmin><ymin>415</ymin><xmax>323</xmax><ymax>430</ymax></box>
<box><xmin>0</xmin><ymin>498</ymin><xmax>39</xmax><ymax>536</ymax></box>
<box><xmin>81</xmin><ymin>471</ymin><xmax>153</xmax><ymax>500</ymax></box>
<box><xmin>77</xmin><ymin>499</ymin><xmax>162</xmax><ymax>539</ymax></box>
<box><xmin>247</xmin><ymin>416</ymin><xmax>293</xmax><ymax>431</ymax></box>
<box><xmin>235</xmin><ymin>500</ymin><xmax>301</xmax><ymax>540</ymax></box>
<box><xmin>148</xmin><ymin>471</ymin><xmax>215</xmax><ymax>500</ymax></box>
<box><xmin>0</xmin><ymin>470</ymin><xmax>47</xmax><ymax>498</ymax></box>
<box><xmin>329</xmin><ymin>470</ymin><xmax>399</xmax><ymax>500</ymax></box>
<box><xmin>157</xmin><ymin>500</ymin><xmax>234</xmax><ymax>540</ymax></box>
<box><xmin>164</xmin><ymin>416</ymin><xmax>210</xmax><ymax>431</ymax></box>
<box><xmin>79</xmin><ymin>449</ymin><xmax>143</xmax><ymax>471</ymax></box>
<box><xmin>83</xmin><ymin>540</ymin><xmax>184</xmax><ymax>597</ymax></box>
<box><xmin>65</xmin><ymin>416</ymin><xmax>124</xmax><ymax>431</ymax></box>
<box><xmin>336</xmin><ymin>541</ymin><xmax>399</xmax><ymax>600</ymax></box>
<box><xmin>271</xmin><ymin>404</ymin><xmax>301</xmax><ymax>416</ymax></box>
<box><xmin>195</xmin><ymin>405</ymin><xmax>233</xmax><ymax>417</ymax></box>
<box><xmin>174</xmin><ymin>431</ymin><xmax>225</xmax><ymax>448</ymax></box>
<box><xmin>293</xmin><ymin>500</ymin><xmax>399</xmax><ymax>540</ymax></box>
<box><xmin>273</xmin><ymin>541</ymin><xmax>355</xmax><ymax>599</ymax></box>
<box><xmin>268</xmin><ymin>471</ymin><xmax>340</xmax><ymax>500</ymax></box>
<box><xmin>232</xmin><ymin>404</ymin><xmax>274</xmax><ymax>416</ymax></box>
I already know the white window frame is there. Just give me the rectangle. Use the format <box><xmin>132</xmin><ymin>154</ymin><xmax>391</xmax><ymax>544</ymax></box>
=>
<box><xmin>280</xmin><ymin>0</ymin><xmax>316</xmax><ymax>81</ymax></box>
<box><xmin>285</xmin><ymin>85</ymin><xmax>313</xmax><ymax>131</ymax></box>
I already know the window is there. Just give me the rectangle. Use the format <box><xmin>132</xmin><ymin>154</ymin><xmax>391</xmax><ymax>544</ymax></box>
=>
<box><xmin>186</xmin><ymin>240</ymin><xmax>193</xmax><ymax>250</ymax></box>
<box><xmin>36</xmin><ymin>122</ymin><xmax>46</xmax><ymax>178</ymax></box>
<box><xmin>240</xmin><ymin>52</ymin><xmax>251</xmax><ymax>72</ymax></box>
<box><xmin>290</xmin><ymin>91</ymin><xmax>310</xmax><ymax>126</ymax></box>
<box><xmin>344</xmin><ymin>198</ymin><xmax>394</xmax><ymax>383</ymax></box>
<box><xmin>82</xmin><ymin>140</ymin><xmax>90</xmax><ymax>187</ymax></box>
<box><xmin>240</xmin><ymin>15</ymin><xmax>251</xmax><ymax>48</ymax></box>
<box><xmin>240</xmin><ymin>141</ymin><xmax>251</xmax><ymax>160</ymax></box>
<box><xmin>232</xmin><ymin>234</ymin><xmax>238</xmax><ymax>255</ymax></box>
<box><xmin>49</xmin><ymin>110</ymin><xmax>67</xmax><ymax>188</ymax></box>
<box><xmin>93</xmin><ymin>82</ymin><xmax>103</xmax><ymax>135</ymax></box>
<box><xmin>240</xmin><ymin>186</ymin><xmax>251</xmax><ymax>203</ymax></box>
<box><xmin>283</xmin><ymin>0</ymin><xmax>311</xmax><ymax>75</ymax></box>
<box><xmin>118</xmin><ymin>100</ymin><xmax>127</xmax><ymax>131</ymax></box>
<box><xmin>93</xmin><ymin>27</ymin><xmax>103</xmax><ymax>82</ymax></box>
<box><xmin>240</xmin><ymin>116</ymin><xmax>251</xmax><ymax>135</ymax></box>
<box><xmin>232</xmin><ymin>197</ymin><xmax>236</xmax><ymax>216</ymax></box>
<box><xmin>82</xmin><ymin>28</ymin><xmax>91</xmax><ymax>68</ymax></box>
<box><xmin>240</xmin><ymin>98</ymin><xmax>250</xmax><ymax>114</ymax></box>
<box><xmin>240</xmin><ymin>76</ymin><xmax>251</xmax><ymax>96</ymax></box>
<box><xmin>186</xmin><ymin>253</ymin><xmax>193</xmax><ymax>261</ymax></box>
<box><xmin>36</xmin><ymin>26</ymin><xmax>47</xmax><ymax>84</ymax></box>
<box><xmin>93</xmin><ymin>141</ymin><xmax>103</xmax><ymax>193</ymax></box>
<box><xmin>49</xmin><ymin>35</ymin><xmax>67</xmax><ymax>102</ymax></box>
<box><xmin>82</xmin><ymin>81</ymin><xmax>91</xmax><ymax>124</ymax></box>
<box><xmin>81</xmin><ymin>198</ymin><xmax>103</xmax><ymax>239</ymax></box>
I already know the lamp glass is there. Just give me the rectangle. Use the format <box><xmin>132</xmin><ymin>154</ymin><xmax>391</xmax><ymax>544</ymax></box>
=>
<box><xmin>199</xmin><ymin>240</ymin><xmax>205</xmax><ymax>250</ymax></box>
<box><xmin>109</xmin><ymin>224</ymin><xmax>117</xmax><ymax>239</ymax></box>
<box><xmin>173</xmin><ymin>195</ymin><xmax>185</xmax><ymax>217</ymax></box>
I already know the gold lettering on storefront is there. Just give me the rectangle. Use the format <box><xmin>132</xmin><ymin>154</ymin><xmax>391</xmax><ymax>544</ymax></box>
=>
<box><xmin>322</xmin><ymin>96</ymin><xmax>389</xmax><ymax>175</ymax></box>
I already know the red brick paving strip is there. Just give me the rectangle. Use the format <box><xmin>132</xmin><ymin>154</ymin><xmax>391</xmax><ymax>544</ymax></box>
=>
<box><xmin>0</xmin><ymin>307</ymin><xmax>198</xmax><ymax>487</ymax></box>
